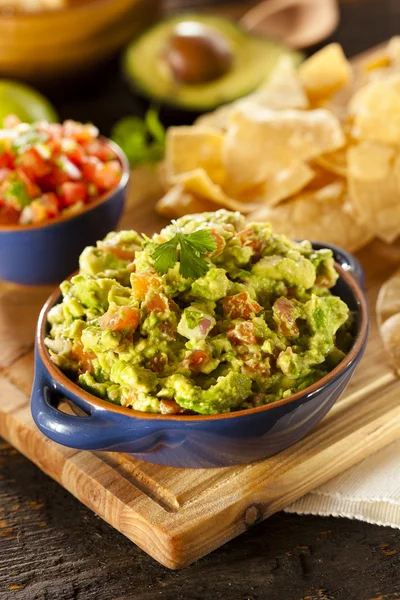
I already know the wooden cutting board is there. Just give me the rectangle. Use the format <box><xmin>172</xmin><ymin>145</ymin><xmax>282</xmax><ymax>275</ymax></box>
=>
<box><xmin>1</xmin><ymin>45</ymin><xmax>400</xmax><ymax>570</ymax></box>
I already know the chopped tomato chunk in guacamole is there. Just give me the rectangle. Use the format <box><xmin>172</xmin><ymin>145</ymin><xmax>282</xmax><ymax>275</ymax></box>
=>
<box><xmin>45</xmin><ymin>210</ymin><xmax>353</xmax><ymax>415</ymax></box>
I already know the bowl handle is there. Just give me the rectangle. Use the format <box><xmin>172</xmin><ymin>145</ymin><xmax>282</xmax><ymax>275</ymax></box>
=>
<box><xmin>312</xmin><ymin>242</ymin><xmax>365</xmax><ymax>289</ymax></box>
<box><xmin>31</xmin><ymin>370</ymin><xmax>129</xmax><ymax>451</ymax></box>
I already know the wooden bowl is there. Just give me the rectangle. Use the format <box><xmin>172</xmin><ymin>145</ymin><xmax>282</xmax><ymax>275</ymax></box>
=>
<box><xmin>0</xmin><ymin>0</ymin><xmax>160</xmax><ymax>80</ymax></box>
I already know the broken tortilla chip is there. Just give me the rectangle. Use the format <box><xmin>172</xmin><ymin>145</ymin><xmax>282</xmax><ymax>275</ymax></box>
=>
<box><xmin>349</xmin><ymin>73</ymin><xmax>400</xmax><ymax>144</ymax></box>
<box><xmin>256</xmin><ymin>163</ymin><xmax>315</xmax><ymax>207</ymax></box>
<box><xmin>223</xmin><ymin>108</ymin><xmax>345</xmax><ymax>187</ymax></box>
<box><xmin>379</xmin><ymin>313</ymin><xmax>400</xmax><ymax>374</ymax></box>
<box><xmin>298</xmin><ymin>43</ymin><xmax>352</xmax><ymax>103</ymax></box>
<box><xmin>347</xmin><ymin>142</ymin><xmax>400</xmax><ymax>243</ymax></box>
<box><xmin>156</xmin><ymin>184</ymin><xmax>219</xmax><ymax>219</ymax></box>
<box><xmin>250</xmin><ymin>182</ymin><xmax>373</xmax><ymax>252</ymax></box>
<box><xmin>315</xmin><ymin>147</ymin><xmax>348</xmax><ymax>177</ymax></box>
<box><xmin>167</xmin><ymin>168</ymin><xmax>259</xmax><ymax>214</ymax></box>
<box><xmin>376</xmin><ymin>266</ymin><xmax>400</xmax><ymax>373</ymax></box>
<box><xmin>165</xmin><ymin>127</ymin><xmax>226</xmax><ymax>186</ymax></box>
<box><xmin>376</xmin><ymin>270</ymin><xmax>400</xmax><ymax>327</ymax></box>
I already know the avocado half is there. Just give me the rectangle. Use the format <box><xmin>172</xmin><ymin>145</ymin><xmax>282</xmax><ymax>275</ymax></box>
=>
<box><xmin>122</xmin><ymin>14</ymin><xmax>303</xmax><ymax>113</ymax></box>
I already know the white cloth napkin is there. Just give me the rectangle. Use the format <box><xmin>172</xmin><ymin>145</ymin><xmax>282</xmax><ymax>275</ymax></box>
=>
<box><xmin>285</xmin><ymin>440</ymin><xmax>400</xmax><ymax>527</ymax></box>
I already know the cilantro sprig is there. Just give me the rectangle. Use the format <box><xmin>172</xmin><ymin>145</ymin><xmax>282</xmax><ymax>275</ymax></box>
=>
<box><xmin>152</xmin><ymin>228</ymin><xmax>217</xmax><ymax>280</ymax></box>
<box><xmin>111</xmin><ymin>108</ymin><xmax>165</xmax><ymax>168</ymax></box>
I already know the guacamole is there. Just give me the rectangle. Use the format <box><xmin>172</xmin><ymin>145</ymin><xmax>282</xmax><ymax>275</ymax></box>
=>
<box><xmin>45</xmin><ymin>210</ymin><xmax>352</xmax><ymax>416</ymax></box>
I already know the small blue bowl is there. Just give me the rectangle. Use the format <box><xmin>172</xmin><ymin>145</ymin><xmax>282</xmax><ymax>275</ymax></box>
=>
<box><xmin>31</xmin><ymin>244</ymin><xmax>369</xmax><ymax>468</ymax></box>
<box><xmin>0</xmin><ymin>140</ymin><xmax>129</xmax><ymax>286</ymax></box>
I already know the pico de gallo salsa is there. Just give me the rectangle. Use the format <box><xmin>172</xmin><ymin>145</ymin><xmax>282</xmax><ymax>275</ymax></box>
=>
<box><xmin>0</xmin><ymin>116</ymin><xmax>123</xmax><ymax>226</ymax></box>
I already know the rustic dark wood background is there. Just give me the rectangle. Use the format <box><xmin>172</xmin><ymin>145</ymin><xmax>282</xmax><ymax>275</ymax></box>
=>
<box><xmin>2</xmin><ymin>1</ymin><xmax>400</xmax><ymax>599</ymax></box>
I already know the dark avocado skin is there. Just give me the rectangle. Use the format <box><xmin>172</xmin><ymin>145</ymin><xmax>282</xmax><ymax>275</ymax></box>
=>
<box><xmin>122</xmin><ymin>14</ymin><xmax>302</xmax><ymax>115</ymax></box>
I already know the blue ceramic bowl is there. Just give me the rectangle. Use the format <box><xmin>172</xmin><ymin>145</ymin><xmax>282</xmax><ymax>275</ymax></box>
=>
<box><xmin>31</xmin><ymin>244</ymin><xmax>368</xmax><ymax>468</ymax></box>
<box><xmin>0</xmin><ymin>140</ymin><xmax>129</xmax><ymax>285</ymax></box>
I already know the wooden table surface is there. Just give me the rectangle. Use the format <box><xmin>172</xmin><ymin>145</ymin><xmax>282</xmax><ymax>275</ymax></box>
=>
<box><xmin>2</xmin><ymin>1</ymin><xmax>400</xmax><ymax>599</ymax></box>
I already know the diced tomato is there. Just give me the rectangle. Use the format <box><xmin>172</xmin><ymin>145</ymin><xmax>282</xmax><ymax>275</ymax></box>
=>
<box><xmin>131</xmin><ymin>273</ymin><xmax>163</xmax><ymax>301</ymax></box>
<box><xmin>222</xmin><ymin>292</ymin><xmax>262</xmax><ymax>320</ymax></box>
<box><xmin>99</xmin><ymin>306</ymin><xmax>140</xmax><ymax>333</ymax></box>
<box><xmin>65</xmin><ymin>144</ymin><xmax>85</xmax><ymax>166</ymax></box>
<box><xmin>0</xmin><ymin>151</ymin><xmax>14</xmax><ymax>169</ymax></box>
<box><xmin>0</xmin><ymin>205</ymin><xmax>20</xmax><ymax>225</ymax></box>
<box><xmin>0</xmin><ymin>168</ymin><xmax>11</xmax><ymax>183</ymax></box>
<box><xmin>227</xmin><ymin>321</ymin><xmax>258</xmax><ymax>345</ymax></box>
<box><xmin>91</xmin><ymin>160</ymin><xmax>122</xmax><ymax>191</ymax></box>
<box><xmin>30</xmin><ymin>194</ymin><xmax>60</xmax><ymax>223</ymax></box>
<box><xmin>243</xmin><ymin>358</ymin><xmax>270</xmax><ymax>378</ymax></box>
<box><xmin>18</xmin><ymin>148</ymin><xmax>52</xmax><ymax>179</ymax></box>
<box><xmin>59</xmin><ymin>182</ymin><xmax>88</xmax><ymax>207</ymax></box>
<box><xmin>17</xmin><ymin>169</ymin><xmax>40</xmax><ymax>198</ymax></box>
<box><xmin>207</xmin><ymin>229</ymin><xmax>226</xmax><ymax>257</ymax></box>
<box><xmin>0</xmin><ymin>118</ymin><xmax>122</xmax><ymax>225</ymax></box>
<box><xmin>71</xmin><ymin>343</ymin><xmax>96</xmax><ymax>375</ymax></box>
<box><xmin>80</xmin><ymin>156</ymin><xmax>100</xmax><ymax>182</ymax></box>
<box><xmin>159</xmin><ymin>321</ymin><xmax>177</xmax><ymax>340</ymax></box>
<box><xmin>273</xmin><ymin>298</ymin><xmax>299</xmax><ymax>337</ymax></box>
<box><xmin>40</xmin><ymin>193</ymin><xmax>60</xmax><ymax>218</ymax></box>
<box><xmin>159</xmin><ymin>399</ymin><xmax>186</xmax><ymax>415</ymax></box>
<box><xmin>86</xmin><ymin>139</ymin><xmax>116</xmax><ymax>162</ymax></box>
<box><xmin>145</xmin><ymin>294</ymin><xmax>169</xmax><ymax>314</ymax></box>
<box><xmin>30</xmin><ymin>201</ymin><xmax>47</xmax><ymax>223</ymax></box>
<box><xmin>39</xmin><ymin>165</ymin><xmax>69</xmax><ymax>189</ymax></box>
<box><xmin>148</xmin><ymin>353</ymin><xmax>167</xmax><ymax>374</ymax></box>
<box><xmin>187</xmin><ymin>349</ymin><xmax>209</xmax><ymax>371</ymax></box>
<box><xmin>63</xmin><ymin>120</ymin><xmax>98</xmax><ymax>144</ymax></box>
<box><xmin>236</xmin><ymin>226</ymin><xmax>266</xmax><ymax>258</ymax></box>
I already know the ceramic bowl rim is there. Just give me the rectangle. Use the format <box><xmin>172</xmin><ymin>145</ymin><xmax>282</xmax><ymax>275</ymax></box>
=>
<box><xmin>0</xmin><ymin>138</ymin><xmax>129</xmax><ymax>233</ymax></box>
<box><xmin>36</xmin><ymin>260</ymin><xmax>369</xmax><ymax>422</ymax></box>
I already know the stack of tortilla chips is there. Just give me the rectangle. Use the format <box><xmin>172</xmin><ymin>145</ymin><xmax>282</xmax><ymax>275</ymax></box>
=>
<box><xmin>156</xmin><ymin>37</ymin><xmax>400</xmax><ymax>252</ymax></box>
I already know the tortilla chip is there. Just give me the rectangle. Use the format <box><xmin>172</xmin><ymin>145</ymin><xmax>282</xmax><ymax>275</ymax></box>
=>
<box><xmin>376</xmin><ymin>270</ymin><xmax>400</xmax><ymax>327</ymax></box>
<box><xmin>363</xmin><ymin>54</ymin><xmax>391</xmax><ymax>73</ymax></box>
<box><xmin>244</xmin><ymin>56</ymin><xmax>308</xmax><ymax>111</ymax></box>
<box><xmin>387</xmin><ymin>36</ymin><xmax>400</xmax><ymax>67</ymax></box>
<box><xmin>315</xmin><ymin>147</ymin><xmax>348</xmax><ymax>177</ymax></box>
<box><xmin>250</xmin><ymin>182</ymin><xmax>373</xmax><ymax>252</ymax></box>
<box><xmin>306</xmin><ymin>163</ymin><xmax>341</xmax><ymax>190</ymax></box>
<box><xmin>349</xmin><ymin>73</ymin><xmax>400</xmax><ymax>144</ymax></box>
<box><xmin>376</xmin><ymin>266</ymin><xmax>400</xmax><ymax>373</ymax></box>
<box><xmin>258</xmin><ymin>163</ymin><xmax>315</xmax><ymax>207</ymax></box>
<box><xmin>156</xmin><ymin>184</ymin><xmax>219</xmax><ymax>219</ymax></box>
<box><xmin>379</xmin><ymin>314</ymin><xmax>400</xmax><ymax>374</ymax></box>
<box><xmin>195</xmin><ymin>56</ymin><xmax>308</xmax><ymax>131</ymax></box>
<box><xmin>161</xmin><ymin>168</ymin><xmax>258</xmax><ymax>214</ymax></box>
<box><xmin>347</xmin><ymin>142</ymin><xmax>400</xmax><ymax>243</ymax></box>
<box><xmin>223</xmin><ymin>108</ymin><xmax>345</xmax><ymax>187</ymax></box>
<box><xmin>165</xmin><ymin>127</ymin><xmax>226</xmax><ymax>185</ymax></box>
<box><xmin>298</xmin><ymin>43</ymin><xmax>352</xmax><ymax>103</ymax></box>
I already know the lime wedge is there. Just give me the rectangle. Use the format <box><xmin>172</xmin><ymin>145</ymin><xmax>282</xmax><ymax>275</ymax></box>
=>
<box><xmin>0</xmin><ymin>80</ymin><xmax>58</xmax><ymax>125</ymax></box>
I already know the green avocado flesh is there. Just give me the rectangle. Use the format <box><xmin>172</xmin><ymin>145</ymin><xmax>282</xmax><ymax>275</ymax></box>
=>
<box><xmin>123</xmin><ymin>14</ymin><xmax>303</xmax><ymax>112</ymax></box>
<box><xmin>46</xmin><ymin>210</ymin><xmax>353</xmax><ymax>416</ymax></box>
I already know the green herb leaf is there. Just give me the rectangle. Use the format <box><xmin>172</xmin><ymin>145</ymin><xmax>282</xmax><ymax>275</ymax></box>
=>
<box><xmin>145</xmin><ymin>108</ymin><xmax>166</xmax><ymax>144</ymax></box>
<box><xmin>4</xmin><ymin>180</ymin><xmax>31</xmax><ymax>208</ymax></box>
<box><xmin>151</xmin><ymin>229</ymin><xmax>217</xmax><ymax>280</ymax></box>
<box><xmin>185</xmin><ymin>229</ymin><xmax>217</xmax><ymax>254</ymax></box>
<box><xmin>152</xmin><ymin>236</ymin><xmax>179</xmax><ymax>274</ymax></box>
<box><xmin>111</xmin><ymin>108</ymin><xmax>166</xmax><ymax>168</ymax></box>
<box><xmin>179</xmin><ymin>236</ymin><xmax>210</xmax><ymax>280</ymax></box>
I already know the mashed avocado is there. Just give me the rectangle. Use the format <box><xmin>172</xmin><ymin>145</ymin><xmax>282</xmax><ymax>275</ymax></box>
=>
<box><xmin>45</xmin><ymin>210</ymin><xmax>352</xmax><ymax>416</ymax></box>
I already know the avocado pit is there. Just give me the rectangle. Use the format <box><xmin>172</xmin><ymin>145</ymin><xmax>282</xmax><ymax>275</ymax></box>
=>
<box><xmin>164</xmin><ymin>21</ymin><xmax>233</xmax><ymax>85</ymax></box>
